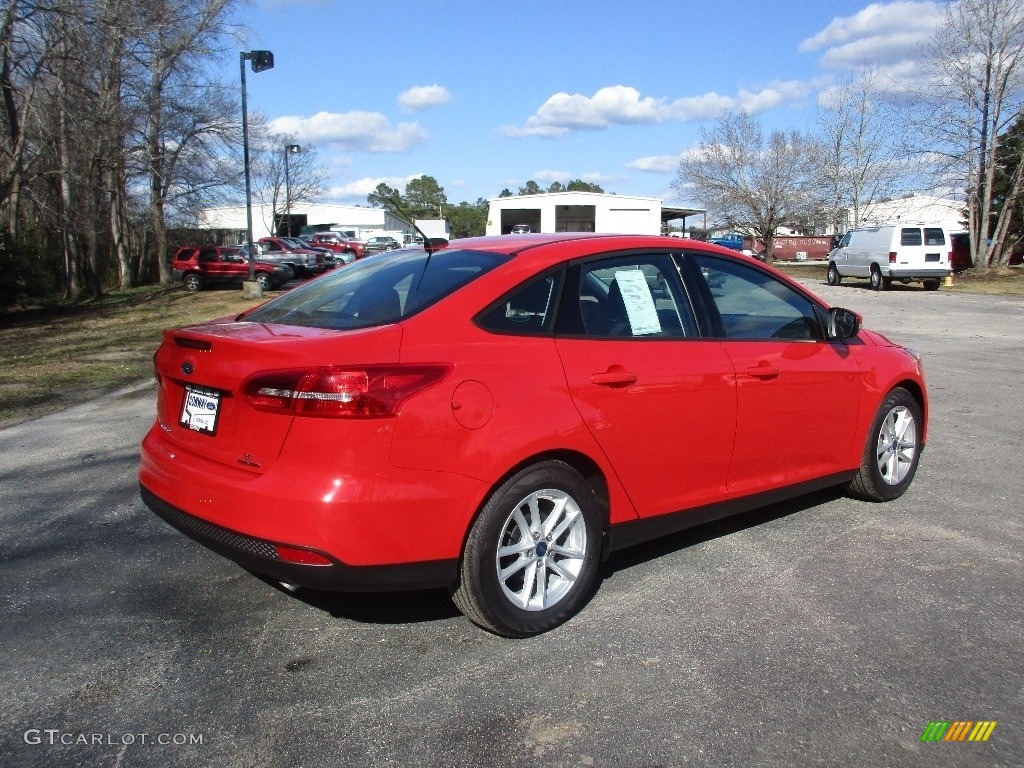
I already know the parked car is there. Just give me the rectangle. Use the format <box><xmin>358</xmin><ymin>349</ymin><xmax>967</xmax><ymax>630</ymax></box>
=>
<box><xmin>709</xmin><ymin>233</ymin><xmax>745</xmax><ymax>251</ymax></box>
<box><xmin>255</xmin><ymin>237</ymin><xmax>325</xmax><ymax>277</ymax></box>
<box><xmin>510</xmin><ymin>224</ymin><xmax>532</xmax><ymax>234</ymax></box>
<box><xmin>827</xmin><ymin>224</ymin><xmax>952</xmax><ymax>290</ymax></box>
<box><xmin>171</xmin><ymin>246</ymin><xmax>293</xmax><ymax>291</ymax></box>
<box><xmin>363</xmin><ymin>235</ymin><xmax>402</xmax><ymax>253</ymax></box>
<box><xmin>302</xmin><ymin>232</ymin><xmax>366</xmax><ymax>262</ymax></box>
<box><xmin>950</xmin><ymin>232</ymin><xmax>971</xmax><ymax>272</ymax></box>
<box><xmin>141</xmin><ymin>233</ymin><xmax>928</xmax><ymax>637</ymax></box>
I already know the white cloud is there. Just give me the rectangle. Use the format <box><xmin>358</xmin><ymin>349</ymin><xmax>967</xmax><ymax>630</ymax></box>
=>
<box><xmin>626</xmin><ymin>155</ymin><xmax>683</xmax><ymax>173</ymax></box>
<box><xmin>267</xmin><ymin>111</ymin><xmax>428</xmax><ymax>153</ymax></box>
<box><xmin>532</xmin><ymin>170</ymin><xmax>573</xmax><ymax>183</ymax></box>
<box><xmin>398</xmin><ymin>84</ymin><xmax>454</xmax><ymax>112</ymax></box>
<box><xmin>499</xmin><ymin>83</ymin><xmax>813</xmax><ymax>138</ymax></box>
<box><xmin>800</xmin><ymin>1</ymin><xmax>941</xmax><ymax>51</ymax></box>
<box><xmin>801</xmin><ymin>1</ymin><xmax>944</xmax><ymax>73</ymax></box>
<box><xmin>326</xmin><ymin>175</ymin><xmax>424</xmax><ymax>203</ymax></box>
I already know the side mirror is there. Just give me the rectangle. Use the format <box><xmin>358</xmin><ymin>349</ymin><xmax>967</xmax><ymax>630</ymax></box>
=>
<box><xmin>828</xmin><ymin>307</ymin><xmax>861</xmax><ymax>340</ymax></box>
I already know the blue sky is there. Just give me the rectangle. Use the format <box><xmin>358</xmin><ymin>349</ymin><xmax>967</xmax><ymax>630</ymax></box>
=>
<box><xmin>226</xmin><ymin>0</ymin><xmax>946</xmax><ymax>207</ymax></box>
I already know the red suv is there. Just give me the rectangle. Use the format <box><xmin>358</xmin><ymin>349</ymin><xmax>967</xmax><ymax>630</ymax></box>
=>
<box><xmin>171</xmin><ymin>246</ymin><xmax>293</xmax><ymax>291</ymax></box>
<box><xmin>304</xmin><ymin>232</ymin><xmax>367</xmax><ymax>261</ymax></box>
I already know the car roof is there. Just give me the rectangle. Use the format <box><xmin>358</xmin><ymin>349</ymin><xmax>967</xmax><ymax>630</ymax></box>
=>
<box><xmin>443</xmin><ymin>232</ymin><xmax>733</xmax><ymax>256</ymax></box>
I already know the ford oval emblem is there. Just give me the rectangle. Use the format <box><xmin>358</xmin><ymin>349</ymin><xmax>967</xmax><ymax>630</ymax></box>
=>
<box><xmin>181</xmin><ymin>361</ymin><xmax>194</xmax><ymax>375</ymax></box>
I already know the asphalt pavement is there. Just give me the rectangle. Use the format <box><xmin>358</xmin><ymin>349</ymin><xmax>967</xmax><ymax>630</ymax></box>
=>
<box><xmin>1</xmin><ymin>279</ymin><xmax>1021</xmax><ymax>768</ymax></box>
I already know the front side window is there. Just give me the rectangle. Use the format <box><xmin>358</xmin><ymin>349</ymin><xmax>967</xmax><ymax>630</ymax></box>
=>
<box><xmin>556</xmin><ymin>254</ymin><xmax>696</xmax><ymax>338</ymax></box>
<box><xmin>688</xmin><ymin>254</ymin><xmax>823</xmax><ymax>341</ymax></box>
<box><xmin>242</xmin><ymin>248</ymin><xmax>511</xmax><ymax>330</ymax></box>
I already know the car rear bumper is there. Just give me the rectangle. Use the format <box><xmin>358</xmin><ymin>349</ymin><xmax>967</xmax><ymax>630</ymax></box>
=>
<box><xmin>141</xmin><ymin>485</ymin><xmax>458</xmax><ymax>591</ymax></box>
<box><xmin>885</xmin><ymin>268</ymin><xmax>951</xmax><ymax>279</ymax></box>
<box><xmin>139</xmin><ymin>423</ymin><xmax>487</xmax><ymax>585</ymax></box>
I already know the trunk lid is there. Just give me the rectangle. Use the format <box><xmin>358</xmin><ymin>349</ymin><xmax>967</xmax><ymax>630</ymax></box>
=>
<box><xmin>153</xmin><ymin>321</ymin><xmax>403</xmax><ymax>473</ymax></box>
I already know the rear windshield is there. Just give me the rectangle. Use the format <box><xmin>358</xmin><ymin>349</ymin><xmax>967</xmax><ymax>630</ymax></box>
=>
<box><xmin>900</xmin><ymin>228</ymin><xmax>923</xmax><ymax>246</ymax></box>
<box><xmin>241</xmin><ymin>248</ymin><xmax>511</xmax><ymax>330</ymax></box>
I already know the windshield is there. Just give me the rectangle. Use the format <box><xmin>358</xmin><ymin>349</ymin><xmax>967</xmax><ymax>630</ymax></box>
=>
<box><xmin>242</xmin><ymin>248</ymin><xmax>511</xmax><ymax>330</ymax></box>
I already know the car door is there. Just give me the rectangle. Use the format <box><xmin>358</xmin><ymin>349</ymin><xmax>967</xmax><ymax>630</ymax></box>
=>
<box><xmin>554</xmin><ymin>252</ymin><xmax>737</xmax><ymax>517</ymax></box>
<box><xmin>197</xmin><ymin>248</ymin><xmax>224</xmax><ymax>282</ymax></box>
<box><xmin>681</xmin><ymin>253</ymin><xmax>862</xmax><ymax>496</ymax></box>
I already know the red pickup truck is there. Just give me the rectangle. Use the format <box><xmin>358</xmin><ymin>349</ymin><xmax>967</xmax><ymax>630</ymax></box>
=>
<box><xmin>172</xmin><ymin>246</ymin><xmax>294</xmax><ymax>291</ymax></box>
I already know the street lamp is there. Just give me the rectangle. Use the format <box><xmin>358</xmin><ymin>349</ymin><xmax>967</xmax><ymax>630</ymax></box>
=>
<box><xmin>240</xmin><ymin>50</ymin><xmax>274</xmax><ymax>286</ymax></box>
<box><xmin>284</xmin><ymin>144</ymin><xmax>301</xmax><ymax>237</ymax></box>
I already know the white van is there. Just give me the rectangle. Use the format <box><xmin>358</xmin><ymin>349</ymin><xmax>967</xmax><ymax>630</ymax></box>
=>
<box><xmin>827</xmin><ymin>223</ymin><xmax>952</xmax><ymax>290</ymax></box>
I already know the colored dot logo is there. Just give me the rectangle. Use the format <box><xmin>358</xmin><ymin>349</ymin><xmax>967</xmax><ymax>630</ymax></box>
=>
<box><xmin>921</xmin><ymin>721</ymin><xmax>997</xmax><ymax>743</ymax></box>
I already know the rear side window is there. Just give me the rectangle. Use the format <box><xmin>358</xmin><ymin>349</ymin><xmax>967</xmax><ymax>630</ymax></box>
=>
<box><xmin>478</xmin><ymin>272</ymin><xmax>562</xmax><ymax>335</ymax></box>
<box><xmin>900</xmin><ymin>228</ymin><xmax>923</xmax><ymax>246</ymax></box>
<box><xmin>242</xmin><ymin>248</ymin><xmax>510</xmax><ymax>330</ymax></box>
<box><xmin>924</xmin><ymin>228</ymin><xmax>945</xmax><ymax>246</ymax></box>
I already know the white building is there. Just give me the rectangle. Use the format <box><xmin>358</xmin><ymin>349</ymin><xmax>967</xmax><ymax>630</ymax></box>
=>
<box><xmin>198</xmin><ymin>202</ymin><xmax>409</xmax><ymax>241</ymax></box>
<box><xmin>486</xmin><ymin>192</ymin><xmax>702</xmax><ymax>236</ymax></box>
<box><xmin>854</xmin><ymin>194</ymin><xmax>965</xmax><ymax>232</ymax></box>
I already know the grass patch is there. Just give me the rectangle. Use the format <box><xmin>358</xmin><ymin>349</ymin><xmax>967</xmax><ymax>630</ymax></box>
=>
<box><xmin>945</xmin><ymin>265</ymin><xmax>1024</xmax><ymax>295</ymax></box>
<box><xmin>0</xmin><ymin>284</ymin><xmax>273</xmax><ymax>425</ymax></box>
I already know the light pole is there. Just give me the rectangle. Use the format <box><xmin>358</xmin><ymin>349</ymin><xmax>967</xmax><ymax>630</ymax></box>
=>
<box><xmin>283</xmin><ymin>144</ymin><xmax>300</xmax><ymax>237</ymax></box>
<box><xmin>240</xmin><ymin>49</ymin><xmax>274</xmax><ymax>286</ymax></box>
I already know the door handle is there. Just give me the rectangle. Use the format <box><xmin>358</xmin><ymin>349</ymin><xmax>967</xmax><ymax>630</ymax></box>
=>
<box><xmin>746</xmin><ymin>364</ymin><xmax>780</xmax><ymax>379</ymax></box>
<box><xmin>590</xmin><ymin>370</ymin><xmax>637</xmax><ymax>386</ymax></box>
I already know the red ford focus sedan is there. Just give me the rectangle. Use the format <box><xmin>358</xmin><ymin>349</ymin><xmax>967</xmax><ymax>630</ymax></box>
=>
<box><xmin>140</xmin><ymin>233</ymin><xmax>928</xmax><ymax>637</ymax></box>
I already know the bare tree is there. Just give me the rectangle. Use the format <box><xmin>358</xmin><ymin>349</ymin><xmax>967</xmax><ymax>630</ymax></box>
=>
<box><xmin>674</xmin><ymin>110</ymin><xmax>825</xmax><ymax>261</ymax></box>
<box><xmin>917</xmin><ymin>0</ymin><xmax>1024</xmax><ymax>268</ymax></box>
<box><xmin>135</xmin><ymin>0</ymin><xmax>242</xmax><ymax>285</ymax></box>
<box><xmin>818</xmin><ymin>69</ymin><xmax>912</xmax><ymax>232</ymax></box>
<box><xmin>248</xmin><ymin>118</ymin><xmax>327</xmax><ymax>237</ymax></box>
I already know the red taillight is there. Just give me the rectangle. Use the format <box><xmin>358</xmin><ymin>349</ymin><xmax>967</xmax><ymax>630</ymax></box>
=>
<box><xmin>242</xmin><ymin>364</ymin><xmax>452</xmax><ymax>418</ymax></box>
<box><xmin>274</xmin><ymin>544</ymin><xmax>333</xmax><ymax>566</ymax></box>
<box><xmin>888</xmin><ymin>251</ymin><xmax>897</xmax><ymax>263</ymax></box>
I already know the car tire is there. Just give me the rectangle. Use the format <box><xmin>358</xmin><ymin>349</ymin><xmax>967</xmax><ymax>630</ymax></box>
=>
<box><xmin>183</xmin><ymin>273</ymin><xmax>202</xmax><ymax>292</ymax></box>
<box><xmin>923</xmin><ymin>279</ymin><xmax>941</xmax><ymax>291</ymax></box>
<box><xmin>255</xmin><ymin>273</ymin><xmax>272</xmax><ymax>291</ymax></box>
<box><xmin>870</xmin><ymin>265</ymin><xmax>886</xmax><ymax>291</ymax></box>
<box><xmin>827</xmin><ymin>263</ymin><xmax>842</xmax><ymax>286</ymax></box>
<box><xmin>452</xmin><ymin>461</ymin><xmax>601</xmax><ymax>637</ymax></box>
<box><xmin>847</xmin><ymin>387</ymin><xmax>922</xmax><ymax>502</ymax></box>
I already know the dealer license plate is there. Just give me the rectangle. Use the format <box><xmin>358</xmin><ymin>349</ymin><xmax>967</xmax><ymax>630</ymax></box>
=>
<box><xmin>179</xmin><ymin>386</ymin><xmax>221</xmax><ymax>435</ymax></box>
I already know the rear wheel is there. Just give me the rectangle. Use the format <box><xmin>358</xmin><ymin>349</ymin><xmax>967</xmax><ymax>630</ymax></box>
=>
<box><xmin>182</xmin><ymin>273</ymin><xmax>202</xmax><ymax>292</ymax></box>
<box><xmin>923</xmin><ymin>279</ymin><xmax>941</xmax><ymax>291</ymax></box>
<box><xmin>827</xmin><ymin>263</ymin><xmax>842</xmax><ymax>286</ymax></box>
<box><xmin>452</xmin><ymin>461</ymin><xmax>601</xmax><ymax>637</ymax></box>
<box><xmin>870</xmin><ymin>265</ymin><xmax>887</xmax><ymax>291</ymax></box>
<box><xmin>847</xmin><ymin>387</ymin><xmax>922</xmax><ymax>502</ymax></box>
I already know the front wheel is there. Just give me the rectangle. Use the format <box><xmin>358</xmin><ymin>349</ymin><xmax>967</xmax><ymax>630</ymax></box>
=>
<box><xmin>847</xmin><ymin>387</ymin><xmax>922</xmax><ymax>502</ymax></box>
<box><xmin>827</xmin><ymin>263</ymin><xmax>842</xmax><ymax>286</ymax></box>
<box><xmin>255</xmin><ymin>273</ymin><xmax>272</xmax><ymax>291</ymax></box>
<box><xmin>452</xmin><ymin>461</ymin><xmax>601</xmax><ymax>637</ymax></box>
